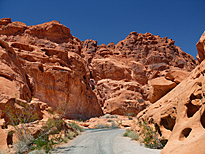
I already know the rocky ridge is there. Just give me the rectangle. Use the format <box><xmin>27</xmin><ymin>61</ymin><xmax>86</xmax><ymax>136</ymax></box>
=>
<box><xmin>89</xmin><ymin>31</ymin><xmax>196</xmax><ymax>115</ymax></box>
<box><xmin>0</xmin><ymin>18</ymin><xmax>200</xmax><ymax>152</ymax></box>
<box><xmin>0</xmin><ymin>18</ymin><xmax>196</xmax><ymax>119</ymax></box>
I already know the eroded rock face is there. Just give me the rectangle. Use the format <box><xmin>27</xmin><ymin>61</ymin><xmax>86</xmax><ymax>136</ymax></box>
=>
<box><xmin>96</xmin><ymin>79</ymin><xmax>147</xmax><ymax>116</ymax></box>
<box><xmin>0</xmin><ymin>39</ymin><xmax>31</xmax><ymax>100</ymax></box>
<box><xmin>0</xmin><ymin>18</ymin><xmax>197</xmax><ymax>119</ymax></box>
<box><xmin>0</xmin><ymin>18</ymin><xmax>103</xmax><ymax>122</ymax></box>
<box><xmin>87</xmin><ymin>31</ymin><xmax>196</xmax><ymax>115</ymax></box>
<box><xmin>133</xmin><ymin>60</ymin><xmax>205</xmax><ymax>154</ymax></box>
<box><xmin>196</xmin><ymin>31</ymin><xmax>205</xmax><ymax>63</ymax></box>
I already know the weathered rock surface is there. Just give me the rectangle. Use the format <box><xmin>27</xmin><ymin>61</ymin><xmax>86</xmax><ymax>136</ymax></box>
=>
<box><xmin>87</xmin><ymin>31</ymin><xmax>196</xmax><ymax>115</ymax></box>
<box><xmin>148</xmin><ymin>77</ymin><xmax>177</xmax><ymax>103</ymax></box>
<box><xmin>0</xmin><ymin>18</ymin><xmax>197</xmax><ymax>119</ymax></box>
<box><xmin>133</xmin><ymin>58</ymin><xmax>205</xmax><ymax>153</ymax></box>
<box><xmin>96</xmin><ymin>79</ymin><xmax>147</xmax><ymax>116</ymax></box>
<box><xmin>0</xmin><ymin>17</ymin><xmax>201</xmax><ymax>152</ymax></box>
<box><xmin>196</xmin><ymin>31</ymin><xmax>205</xmax><ymax>63</ymax></box>
<box><xmin>0</xmin><ymin>39</ymin><xmax>31</xmax><ymax>100</ymax></box>
<box><xmin>0</xmin><ymin>18</ymin><xmax>103</xmax><ymax>122</ymax></box>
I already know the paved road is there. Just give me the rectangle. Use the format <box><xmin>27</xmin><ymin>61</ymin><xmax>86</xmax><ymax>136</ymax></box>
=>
<box><xmin>51</xmin><ymin>129</ymin><xmax>161</xmax><ymax>154</ymax></box>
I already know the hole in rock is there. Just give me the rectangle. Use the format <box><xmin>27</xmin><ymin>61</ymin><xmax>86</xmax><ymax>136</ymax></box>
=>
<box><xmin>0</xmin><ymin>74</ymin><xmax>13</xmax><ymax>81</ymax></box>
<box><xmin>38</xmin><ymin>65</ymin><xmax>44</xmax><ymax>73</ymax></box>
<box><xmin>186</xmin><ymin>101</ymin><xmax>201</xmax><ymax>118</ymax></box>
<box><xmin>190</xmin><ymin>92</ymin><xmax>202</xmax><ymax>100</ymax></box>
<box><xmin>179</xmin><ymin>128</ymin><xmax>192</xmax><ymax>141</ymax></box>
<box><xmin>160</xmin><ymin>139</ymin><xmax>168</xmax><ymax>147</ymax></box>
<box><xmin>200</xmin><ymin>109</ymin><xmax>205</xmax><ymax>129</ymax></box>
<box><xmin>160</xmin><ymin>115</ymin><xmax>175</xmax><ymax>131</ymax></box>
<box><xmin>154</xmin><ymin>123</ymin><xmax>162</xmax><ymax>136</ymax></box>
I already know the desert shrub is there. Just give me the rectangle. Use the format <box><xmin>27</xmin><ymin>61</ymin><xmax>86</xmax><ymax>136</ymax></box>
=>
<box><xmin>95</xmin><ymin>124</ymin><xmax>110</xmax><ymax>129</ymax></box>
<box><xmin>128</xmin><ymin>116</ymin><xmax>133</xmax><ymax>120</ymax></box>
<box><xmin>123</xmin><ymin>120</ymin><xmax>165</xmax><ymax>149</ymax></box>
<box><xmin>66</xmin><ymin>130</ymin><xmax>77</xmax><ymax>140</ymax></box>
<box><xmin>110</xmin><ymin>115</ymin><xmax>118</xmax><ymax>118</ymax></box>
<box><xmin>95</xmin><ymin>122</ymin><xmax>119</xmax><ymax>129</ymax></box>
<box><xmin>3</xmin><ymin>100</ymin><xmax>40</xmax><ymax>153</ymax></box>
<box><xmin>123</xmin><ymin>129</ymin><xmax>139</xmax><ymax>140</ymax></box>
<box><xmin>3</xmin><ymin>99</ymin><xmax>80</xmax><ymax>153</ymax></box>
<box><xmin>13</xmin><ymin>134</ymin><xmax>34</xmax><ymax>154</ymax></box>
<box><xmin>139</xmin><ymin>120</ymin><xmax>164</xmax><ymax>149</ymax></box>
<box><xmin>107</xmin><ymin>119</ymin><xmax>114</xmax><ymax>122</ymax></box>
<box><xmin>110</xmin><ymin>121</ymin><xmax>119</xmax><ymax>129</ymax></box>
<box><xmin>123</xmin><ymin>129</ymin><xmax>131</xmax><ymax>137</ymax></box>
<box><xmin>68</xmin><ymin>122</ymin><xmax>84</xmax><ymax>132</ymax></box>
<box><xmin>105</xmin><ymin>114</ymin><xmax>110</xmax><ymax>119</ymax></box>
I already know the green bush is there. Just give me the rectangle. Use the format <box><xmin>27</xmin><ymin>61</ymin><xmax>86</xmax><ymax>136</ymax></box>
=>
<box><xmin>123</xmin><ymin>129</ymin><xmax>139</xmax><ymax>141</ymax></box>
<box><xmin>68</xmin><ymin>122</ymin><xmax>84</xmax><ymax>132</ymax></box>
<box><xmin>4</xmin><ymin>99</ymin><xmax>82</xmax><ymax>153</ymax></box>
<box><xmin>123</xmin><ymin>120</ymin><xmax>166</xmax><ymax>149</ymax></box>
<box><xmin>139</xmin><ymin>120</ymin><xmax>164</xmax><ymax>149</ymax></box>
<box><xmin>66</xmin><ymin>130</ymin><xmax>77</xmax><ymax>140</ymax></box>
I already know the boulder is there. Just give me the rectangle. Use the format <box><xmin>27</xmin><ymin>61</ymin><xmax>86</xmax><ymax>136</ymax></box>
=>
<box><xmin>25</xmin><ymin>20</ymin><xmax>73</xmax><ymax>43</ymax></box>
<box><xmin>97</xmin><ymin>79</ymin><xmax>147</xmax><ymax>116</ymax></box>
<box><xmin>148</xmin><ymin>77</ymin><xmax>177</xmax><ymax>103</ymax></box>
<box><xmin>165</xmin><ymin>70</ymin><xmax>190</xmax><ymax>84</ymax></box>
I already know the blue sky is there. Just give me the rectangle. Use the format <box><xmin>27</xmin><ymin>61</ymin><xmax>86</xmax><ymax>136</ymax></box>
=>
<box><xmin>0</xmin><ymin>0</ymin><xmax>204</xmax><ymax>58</ymax></box>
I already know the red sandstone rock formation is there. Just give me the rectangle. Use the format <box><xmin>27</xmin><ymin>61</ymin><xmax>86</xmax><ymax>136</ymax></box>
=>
<box><xmin>0</xmin><ymin>18</ymin><xmax>103</xmax><ymax>122</ymax></box>
<box><xmin>132</xmin><ymin>32</ymin><xmax>205</xmax><ymax>154</ymax></box>
<box><xmin>85</xmin><ymin>31</ymin><xmax>196</xmax><ymax>115</ymax></box>
<box><xmin>196</xmin><ymin>31</ymin><xmax>205</xmax><ymax>63</ymax></box>
<box><xmin>0</xmin><ymin>18</ymin><xmax>197</xmax><ymax>119</ymax></box>
<box><xmin>0</xmin><ymin>17</ymin><xmax>201</xmax><ymax>152</ymax></box>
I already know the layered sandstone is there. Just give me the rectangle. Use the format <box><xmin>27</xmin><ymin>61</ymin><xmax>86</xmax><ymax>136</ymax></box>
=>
<box><xmin>0</xmin><ymin>18</ymin><xmax>103</xmax><ymax>122</ymax></box>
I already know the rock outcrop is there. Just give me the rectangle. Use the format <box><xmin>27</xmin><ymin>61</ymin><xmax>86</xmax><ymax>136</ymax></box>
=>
<box><xmin>87</xmin><ymin>31</ymin><xmax>196</xmax><ymax>115</ymax></box>
<box><xmin>132</xmin><ymin>32</ymin><xmax>205</xmax><ymax>153</ymax></box>
<box><xmin>0</xmin><ymin>17</ymin><xmax>201</xmax><ymax>152</ymax></box>
<box><xmin>0</xmin><ymin>18</ymin><xmax>103</xmax><ymax>122</ymax></box>
<box><xmin>196</xmin><ymin>31</ymin><xmax>205</xmax><ymax>63</ymax></box>
<box><xmin>0</xmin><ymin>18</ymin><xmax>197</xmax><ymax>120</ymax></box>
<box><xmin>0</xmin><ymin>18</ymin><xmax>197</xmax><ymax>119</ymax></box>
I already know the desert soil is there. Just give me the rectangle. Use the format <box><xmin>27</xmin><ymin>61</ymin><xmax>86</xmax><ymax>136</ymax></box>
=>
<box><xmin>51</xmin><ymin>129</ymin><xmax>161</xmax><ymax>154</ymax></box>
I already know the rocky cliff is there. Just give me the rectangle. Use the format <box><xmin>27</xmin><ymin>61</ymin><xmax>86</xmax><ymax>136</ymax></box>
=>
<box><xmin>132</xmin><ymin>31</ymin><xmax>205</xmax><ymax>154</ymax></box>
<box><xmin>0</xmin><ymin>18</ymin><xmax>201</xmax><ymax>152</ymax></box>
<box><xmin>0</xmin><ymin>18</ymin><xmax>103</xmax><ymax>122</ymax></box>
<box><xmin>0</xmin><ymin>18</ymin><xmax>197</xmax><ymax>120</ymax></box>
<box><xmin>87</xmin><ymin>31</ymin><xmax>196</xmax><ymax>116</ymax></box>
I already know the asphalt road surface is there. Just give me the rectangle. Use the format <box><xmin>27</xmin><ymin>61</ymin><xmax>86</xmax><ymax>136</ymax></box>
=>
<box><xmin>51</xmin><ymin>129</ymin><xmax>161</xmax><ymax>154</ymax></box>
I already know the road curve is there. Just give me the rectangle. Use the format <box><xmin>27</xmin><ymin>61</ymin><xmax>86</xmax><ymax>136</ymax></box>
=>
<box><xmin>51</xmin><ymin>129</ymin><xmax>161</xmax><ymax>154</ymax></box>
